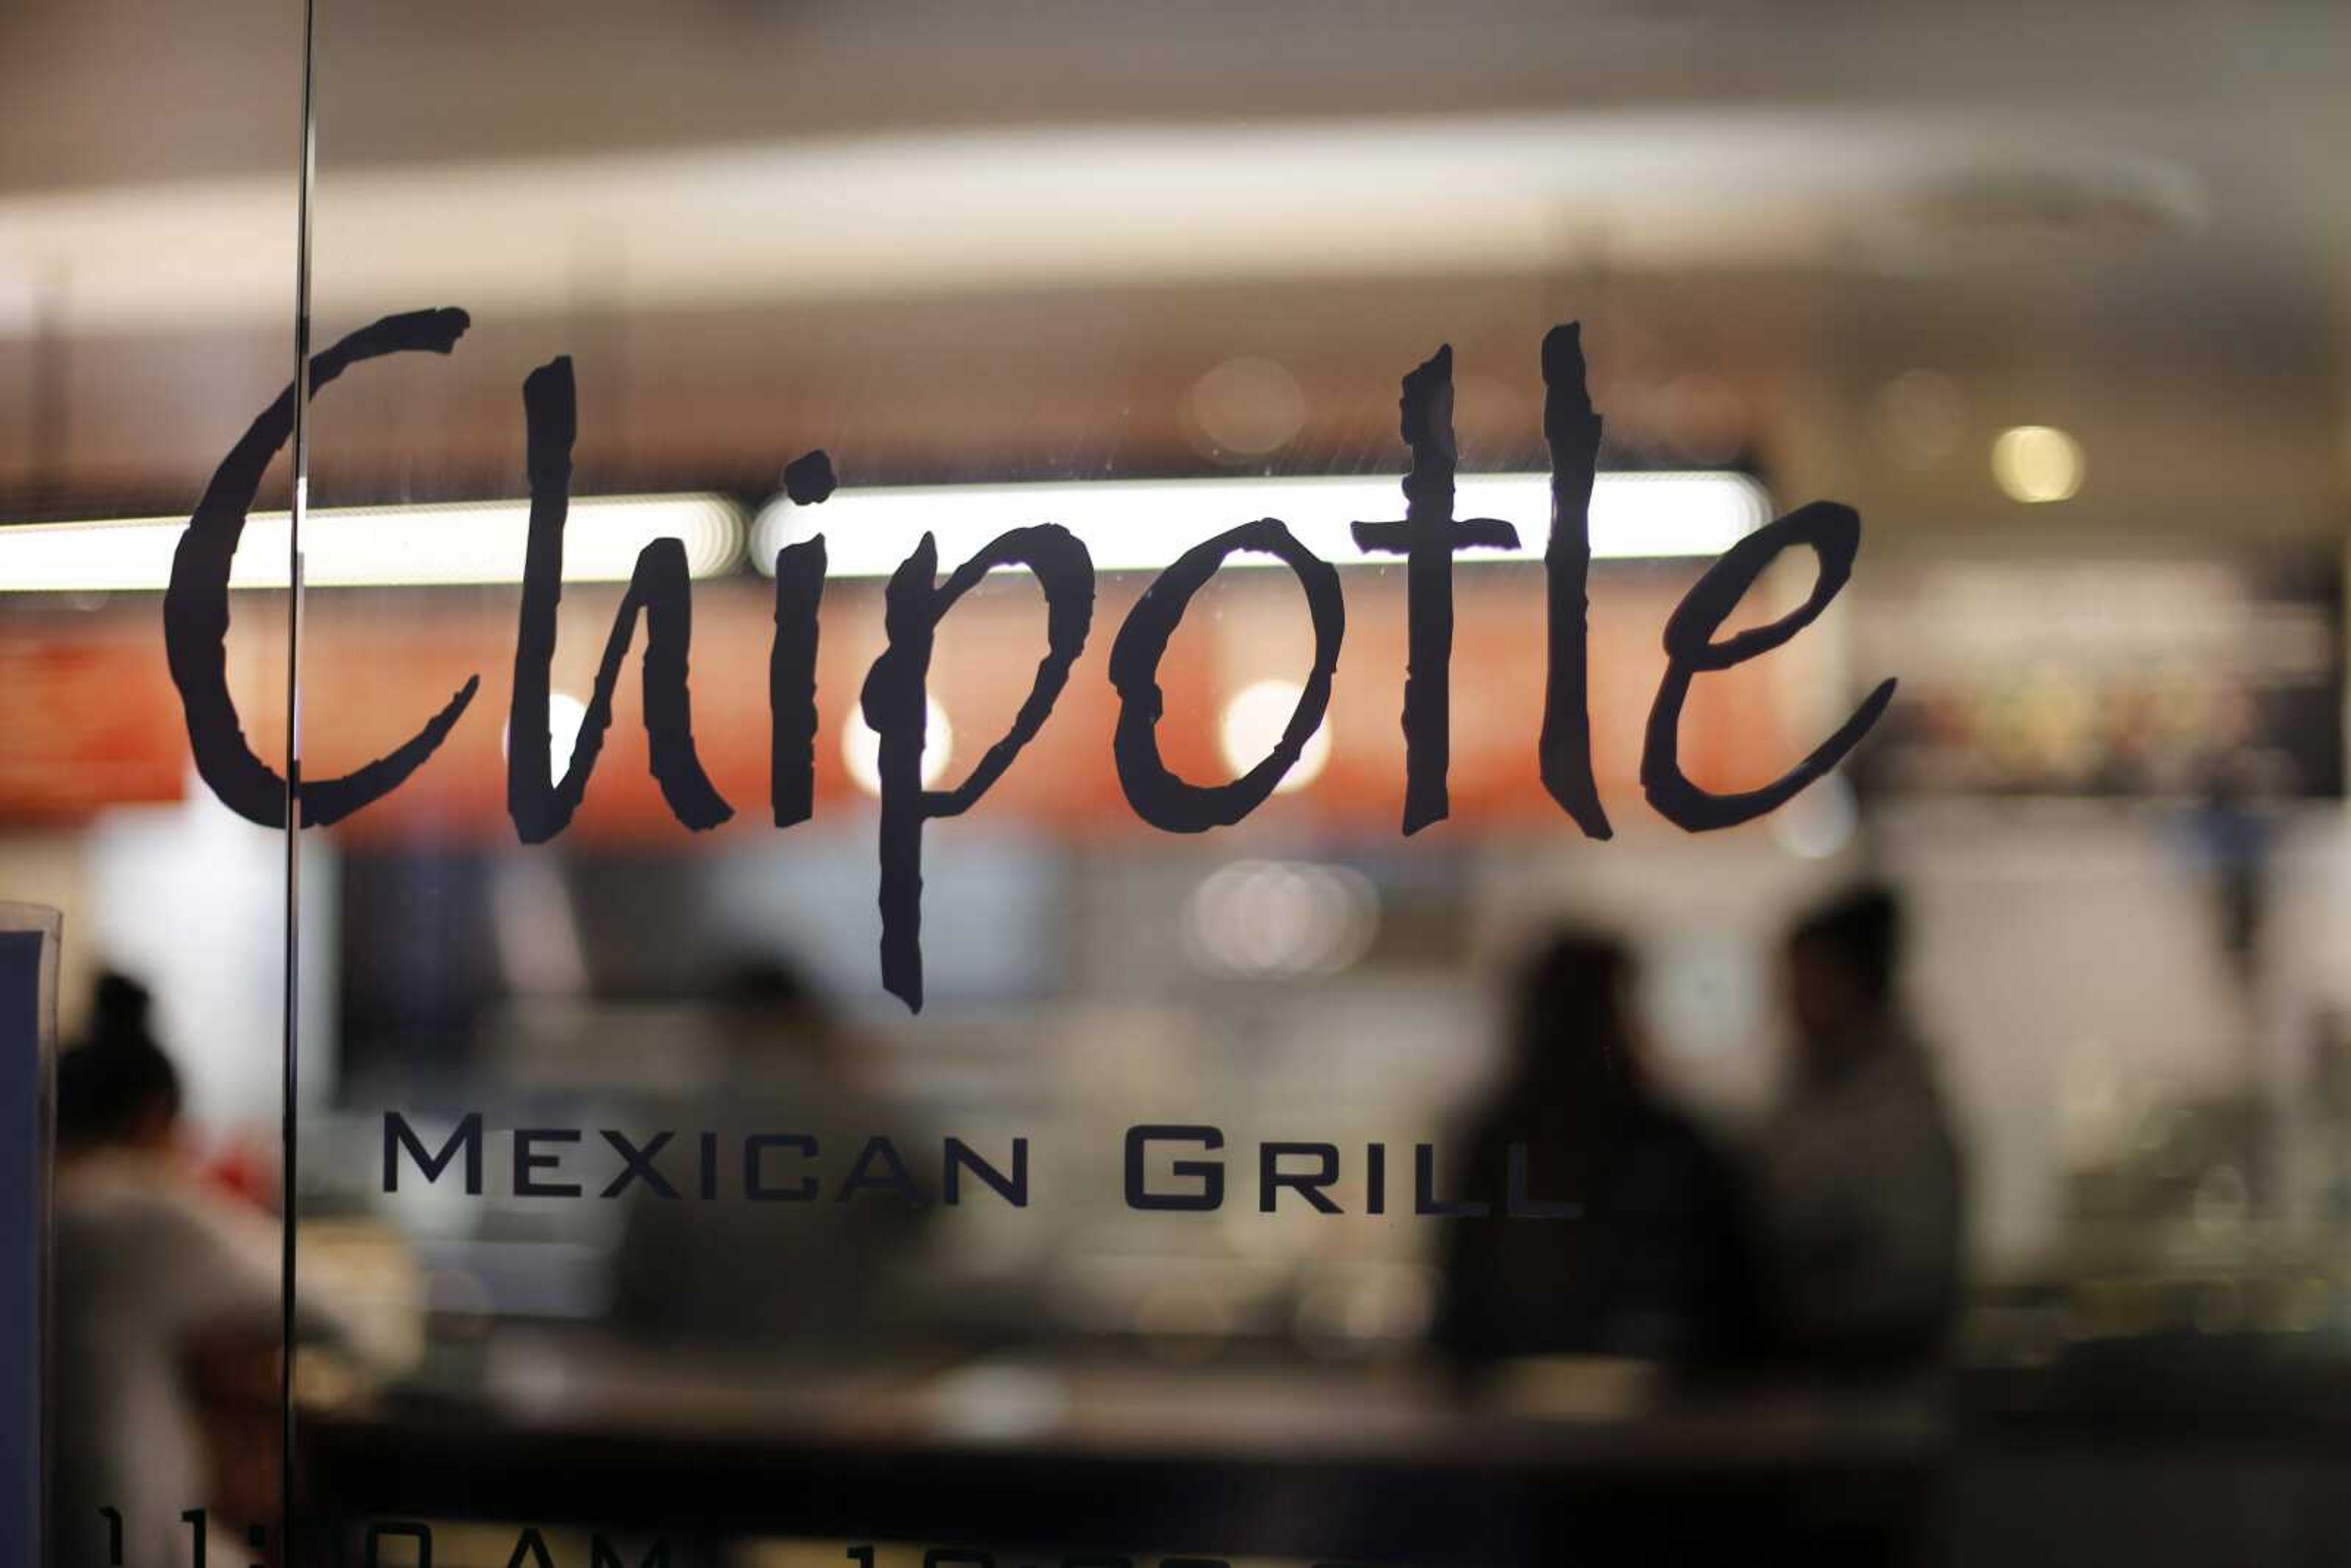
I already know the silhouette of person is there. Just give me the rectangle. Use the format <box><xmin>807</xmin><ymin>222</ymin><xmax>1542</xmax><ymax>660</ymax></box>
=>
<box><xmin>610</xmin><ymin>958</ymin><xmax>932</xmax><ymax>1356</ymax></box>
<box><xmin>1754</xmin><ymin>886</ymin><xmax>1963</xmax><ymax>1374</ymax></box>
<box><xmin>1434</xmin><ymin>931</ymin><xmax>1762</xmax><ymax>1376</ymax></box>
<box><xmin>49</xmin><ymin>972</ymin><xmax>298</xmax><ymax>1568</ymax></box>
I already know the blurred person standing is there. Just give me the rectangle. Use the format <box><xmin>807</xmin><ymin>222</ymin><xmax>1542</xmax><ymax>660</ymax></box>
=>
<box><xmin>612</xmin><ymin>958</ymin><xmax>933</xmax><ymax>1356</ymax></box>
<box><xmin>49</xmin><ymin>972</ymin><xmax>299</xmax><ymax>1568</ymax></box>
<box><xmin>1434</xmin><ymin>931</ymin><xmax>1763</xmax><ymax>1376</ymax></box>
<box><xmin>1755</xmin><ymin>886</ymin><xmax>1963</xmax><ymax>1374</ymax></box>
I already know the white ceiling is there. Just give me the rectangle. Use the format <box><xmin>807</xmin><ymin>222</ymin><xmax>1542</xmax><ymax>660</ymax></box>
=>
<box><xmin>0</xmin><ymin>0</ymin><xmax>2347</xmax><ymax>541</ymax></box>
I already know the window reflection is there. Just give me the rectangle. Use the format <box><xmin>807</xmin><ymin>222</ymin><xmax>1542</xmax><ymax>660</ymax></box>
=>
<box><xmin>10</xmin><ymin>2</ymin><xmax>2351</xmax><ymax>1563</ymax></box>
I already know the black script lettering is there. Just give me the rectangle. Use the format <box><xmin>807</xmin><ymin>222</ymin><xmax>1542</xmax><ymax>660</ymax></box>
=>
<box><xmin>768</xmin><ymin>448</ymin><xmax>834</xmax><ymax>827</ymax></box>
<box><xmin>863</xmin><ymin>525</ymin><xmax>1093</xmax><ymax>1011</ymax></box>
<box><xmin>165</xmin><ymin>307</ymin><xmax>479</xmax><ymax>827</ymax></box>
<box><xmin>509</xmin><ymin>356</ymin><xmax>732</xmax><ymax>842</ymax></box>
<box><xmin>1537</xmin><ymin>323</ymin><xmax>1613</xmax><ymax>839</ymax></box>
<box><xmin>1643</xmin><ymin>500</ymin><xmax>1895</xmax><ymax>830</ymax></box>
<box><xmin>1108</xmin><ymin>520</ymin><xmax>1343</xmax><ymax>832</ymax></box>
<box><xmin>770</xmin><ymin>533</ymin><xmax>827</xmax><ymax>827</ymax></box>
<box><xmin>1351</xmin><ymin>345</ymin><xmax>1520</xmax><ymax>833</ymax></box>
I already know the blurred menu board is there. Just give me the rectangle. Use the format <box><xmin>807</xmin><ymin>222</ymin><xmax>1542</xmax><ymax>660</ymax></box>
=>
<box><xmin>0</xmin><ymin>613</ymin><xmax>187</xmax><ymax>820</ymax></box>
<box><xmin>1850</xmin><ymin>553</ymin><xmax>2344</xmax><ymax>799</ymax></box>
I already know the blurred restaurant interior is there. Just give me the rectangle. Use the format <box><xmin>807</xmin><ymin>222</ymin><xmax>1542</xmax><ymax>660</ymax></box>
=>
<box><xmin>15</xmin><ymin>1</ymin><xmax>2351</xmax><ymax>1564</ymax></box>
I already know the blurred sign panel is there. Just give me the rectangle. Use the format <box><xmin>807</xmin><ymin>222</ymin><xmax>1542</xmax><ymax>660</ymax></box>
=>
<box><xmin>0</xmin><ymin>907</ymin><xmax>56</xmax><ymax>1568</ymax></box>
<box><xmin>1853</xmin><ymin>555</ymin><xmax>2343</xmax><ymax>798</ymax></box>
<box><xmin>0</xmin><ymin>622</ymin><xmax>186</xmax><ymax>820</ymax></box>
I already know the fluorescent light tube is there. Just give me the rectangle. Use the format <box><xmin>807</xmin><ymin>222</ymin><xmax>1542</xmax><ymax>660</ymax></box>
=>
<box><xmin>0</xmin><ymin>493</ymin><xmax>744</xmax><ymax>593</ymax></box>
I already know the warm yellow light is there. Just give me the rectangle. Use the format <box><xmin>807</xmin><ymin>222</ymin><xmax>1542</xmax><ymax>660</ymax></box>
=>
<box><xmin>1218</xmin><ymin>680</ymin><xmax>1330</xmax><ymax>795</ymax></box>
<box><xmin>842</xmin><ymin>697</ymin><xmax>954</xmax><ymax>797</ymax></box>
<box><xmin>499</xmin><ymin>691</ymin><xmax>591</xmax><ymax>781</ymax></box>
<box><xmin>1991</xmin><ymin>425</ymin><xmax>2083</xmax><ymax>504</ymax></box>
